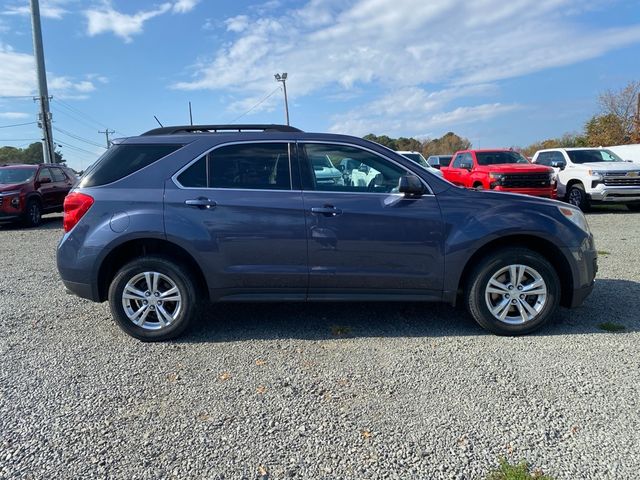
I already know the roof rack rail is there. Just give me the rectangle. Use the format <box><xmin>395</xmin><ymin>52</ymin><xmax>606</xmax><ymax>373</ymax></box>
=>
<box><xmin>141</xmin><ymin>124</ymin><xmax>303</xmax><ymax>136</ymax></box>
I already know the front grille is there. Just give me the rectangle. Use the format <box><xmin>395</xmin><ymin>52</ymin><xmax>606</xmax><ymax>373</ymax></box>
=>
<box><xmin>501</xmin><ymin>173</ymin><xmax>551</xmax><ymax>188</ymax></box>
<box><xmin>603</xmin><ymin>172</ymin><xmax>640</xmax><ymax>186</ymax></box>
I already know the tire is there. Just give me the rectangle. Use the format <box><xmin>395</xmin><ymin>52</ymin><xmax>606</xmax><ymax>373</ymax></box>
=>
<box><xmin>566</xmin><ymin>184</ymin><xmax>590</xmax><ymax>211</ymax></box>
<box><xmin>465</xmin><ymin>248</ymin><xmax>560</xmax><ymax>335</ymax></box>
<box><xmin>108</xmin><ymin>256</ymin><xmax>200</xmax><ymax>341</ymax></box>
<box><xmin>473</xmin><ymin>183</ymin><xmax>484</xmax><ymax>190</ymax></box>
<box><xmin>626</xmin><ymin>203</ymin><xmax>640</xmax><ymax>212</ymax></box>
<box><xmin>22</xmin><ymin>198</ymin><xmax>42</xmax><ymax>227</ymax></box>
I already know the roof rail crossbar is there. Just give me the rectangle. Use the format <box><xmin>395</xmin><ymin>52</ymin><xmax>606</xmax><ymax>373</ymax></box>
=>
<box><xmin>141</xmin><ymin>124</ymin><xmax>303</xmax><ymax>136</ymax></box>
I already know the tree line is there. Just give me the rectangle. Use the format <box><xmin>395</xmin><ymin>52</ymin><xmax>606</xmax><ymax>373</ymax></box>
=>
<box><xmin>365</xmin><ymin>80</ymin><xmax>640</xmax><ymax>157</ymax></box>
<box><xmin>0</xmin><ymin>142</ymin><xmax>64</xmax><ymax>165</ymax></box>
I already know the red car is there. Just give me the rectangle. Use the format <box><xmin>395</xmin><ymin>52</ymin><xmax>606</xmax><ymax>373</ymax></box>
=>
<box><xmin>0</xmin><ymin>163</ymin><xmax>76</xmax><ymax>227</ymax></box>
<box><xmin>441</xmin><ymin>149</ymin><xmax>556</xmax><ymax>198</ymax></box>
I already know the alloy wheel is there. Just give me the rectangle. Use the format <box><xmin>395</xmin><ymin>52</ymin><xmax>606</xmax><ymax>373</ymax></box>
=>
<box><xmin>121</xmin><ymin>271</ymin><xmax>182</xmax><ymax>330</ymax></box>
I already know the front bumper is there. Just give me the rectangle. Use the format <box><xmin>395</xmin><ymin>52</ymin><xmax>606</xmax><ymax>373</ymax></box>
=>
<box><xmin>563</xmin><ymin>238</ymin><xmax>597</xmax><ymax>308</ymax></box>
<box><xmin>493</xmin><ymin>186</ymin><xmax>556</xmax><ymax>198</ymax></box>
<box><xmin>589</xmin><ymin>186</ymin><xmax>640</xmax><ymax>202</ymax></box>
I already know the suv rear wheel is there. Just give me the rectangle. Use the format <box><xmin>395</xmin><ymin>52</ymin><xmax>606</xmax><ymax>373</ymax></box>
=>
<box><xmin>465</xmin><ymin>248</ymin><xmax>560</xmax><ymax>335</ymax></box>
<box><xmin>108</xmin><ymin>256</ymin><xmax>199</xmax><ymax>341</ymax></box>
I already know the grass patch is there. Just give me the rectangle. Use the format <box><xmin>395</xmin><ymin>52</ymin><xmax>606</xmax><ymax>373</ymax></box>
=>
<box><xmin>330</xmin><ymin>325</ymin><xmax>352</xmax><ymax>337</ymax></box>
<box><xmin>598</xmin><ymin>322</ymin><xmax>626</xmax><ymax>332</ymax></box>
<box><xmin>596</xmin><ymin>250</ymin><xmax>611</xmax><ymax>256</ymax></box>
<box><xmin>486</xmin><ymin>459</ymin><xmax>554</xmax><ymax>480</ymax></box>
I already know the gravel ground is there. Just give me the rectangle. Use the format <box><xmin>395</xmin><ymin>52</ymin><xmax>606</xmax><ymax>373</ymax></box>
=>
<box><xmin>1</xmin><ymin>208</ymin><xmax>639</xmax><ymax>480</ymax></box>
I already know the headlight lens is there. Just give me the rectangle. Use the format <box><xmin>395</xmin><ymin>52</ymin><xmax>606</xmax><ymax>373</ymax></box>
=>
<box><xmin>489</xmin><ymin>172</ymin><xmax>504</xmax><ymax>179</ymax></box>
<box><xmin>558</xmin><ymin>206</ymin><xmax>590</xmax><ymax>233</ymax></box>
<box><xmin>588</xmin><ymin>169</ymin><xmax>604</xmax><ymax>179</ymax></box>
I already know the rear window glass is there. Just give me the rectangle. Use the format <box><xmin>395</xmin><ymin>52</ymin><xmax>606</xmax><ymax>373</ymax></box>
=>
<box><xmin>80</xmin><ymin>144</ymin><xmax>182</xmax><ymax>187</ymax></box>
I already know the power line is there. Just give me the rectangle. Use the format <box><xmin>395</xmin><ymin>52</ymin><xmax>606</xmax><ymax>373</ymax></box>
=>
<box><xmin>0</xmin><ymin>138</ymin><xmax>41</xmax><ymax>142</ymax></box>
<box><xmin>55</xmin><ymin>139</ymin><xmax>101</xmax><ymax>156</ymax></box>
<box><xmin>52</xmin><ymin>98</ymin><xmax>129</xmax><ymax>136</ymax></box>
<box><xmin>0</xmin><ymin>95</ymin><xmax>35</xmax><ymax>99</ymax></box>
<box><xmin>230</xmin><ymin>86</ymin><xmax>282</xmax><ymax>123</ymax></box>
<box><xmin>0</xmin><ymin>121</ymin><xmax>38</xmax><ymax>129</ymax></box>
<box><xmin>52</xmin><ymin>126</ymin><xmax>107</xmax><ymax>149</ymax></box>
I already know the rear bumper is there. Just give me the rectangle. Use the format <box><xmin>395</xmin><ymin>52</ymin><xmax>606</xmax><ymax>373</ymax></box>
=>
<box><xmin>61</xmin><ymin>279</ymin><xmax>100</xmax><ymax>302</ymax></box>
<box><xmin>493</xmin><ymin>186</ymin><xmax>556</xmax><ymax>198</ymax></box>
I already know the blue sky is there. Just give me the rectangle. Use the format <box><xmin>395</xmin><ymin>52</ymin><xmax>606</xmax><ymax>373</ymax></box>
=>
<box><xmin>1</xmin><ymin>0</ymin><xmax>639</xmax><ymax>171</ymax></box>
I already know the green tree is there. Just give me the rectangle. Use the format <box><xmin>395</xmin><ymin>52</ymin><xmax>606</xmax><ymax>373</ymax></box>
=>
<box><xmin>584</xmin><ymin>114</ymin><xmax>627</xmax><ymax>147</ymax></box>
<box><xmin>422</xmin><ymin>132</ymin><xmax>472</xmax><ymax>157</ymax></box>
<box><xmin>0</xmin><ymin>142</ymin><xmax>64</xmax><ymax>164</ymax></box>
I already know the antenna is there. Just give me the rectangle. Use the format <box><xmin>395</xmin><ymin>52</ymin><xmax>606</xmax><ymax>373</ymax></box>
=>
<box><xmin>189</xmin><ymin>101</ymin><xmax>193</xmax><ymax>126</ymax></box>
<box><xmin>153</xmin><ymin>115</ymin><xmax>164</xmax><ymax>127</ymax></box>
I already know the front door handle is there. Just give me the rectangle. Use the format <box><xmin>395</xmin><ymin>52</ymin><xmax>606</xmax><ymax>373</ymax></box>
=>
<box><xmin>185</xmin><ymin>197</ymin><xmax>217</xmax><ymax>209</ymax></box>
<box><xmin>311</xmin><ymin>205</ymin><xmax>342</xmax><ymax>217</ymax></box>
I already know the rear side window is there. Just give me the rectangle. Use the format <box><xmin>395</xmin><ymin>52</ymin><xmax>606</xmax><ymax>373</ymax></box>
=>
<box><xmin>177</xmin><ymin>143</ymin><xmax>292</xmax><ymax>190</ymax></box>
<box><xmin>80</xmin><ymin>144</ymin><xmax>182</xmax><ymax>187</ymax></box>
<box><xmin>50</xmin><ymin>167</ymin><xmax>67</xmax><ymax>182</ymax></box>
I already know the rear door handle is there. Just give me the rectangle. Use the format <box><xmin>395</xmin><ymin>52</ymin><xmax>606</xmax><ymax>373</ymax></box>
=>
<box><xmin>185</xmin><ymin>197</ymin><xmax>217</xmax><ymax>209</ymax></box>
<box><xmin>311</xmin><ymin>206</ymin><xmax>342</xmax><ymax>217</ymax></box>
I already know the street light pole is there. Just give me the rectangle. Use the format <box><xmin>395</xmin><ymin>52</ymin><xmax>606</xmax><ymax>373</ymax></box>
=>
<box><xmin>30</xmin><ymin>0</ymin><xmax>55</xmax><ymax>164</ymax></box>
<box><xmin>274</xmin><ymin>73</ymin><xmax>290</xmax><ymax>126</ymax></box>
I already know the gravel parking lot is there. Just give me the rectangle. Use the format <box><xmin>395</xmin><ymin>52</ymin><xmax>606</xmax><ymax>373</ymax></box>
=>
<box><xmin>1</xmin><ymin>208</ymin><xmax>639</xmax><ymax>480</ymax></box>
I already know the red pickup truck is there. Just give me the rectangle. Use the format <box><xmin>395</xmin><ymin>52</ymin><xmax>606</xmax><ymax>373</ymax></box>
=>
<box><xmin>441</xmin><ymin>149</ymin><xmax>556</xmax><ymax>198</ymax></box>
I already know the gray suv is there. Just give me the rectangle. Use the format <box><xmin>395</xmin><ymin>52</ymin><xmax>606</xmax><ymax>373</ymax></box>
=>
<box><xmin>57</xmin><ymin>124</ymin><xmax>597</xmax><ymax>341</ymax></box>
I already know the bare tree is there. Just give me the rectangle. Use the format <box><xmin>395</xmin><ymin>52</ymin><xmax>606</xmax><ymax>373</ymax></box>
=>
<box><xmin>598</xmin><ymin>81</ymin><xmax>640</xmax><ymax>142</ymax></box>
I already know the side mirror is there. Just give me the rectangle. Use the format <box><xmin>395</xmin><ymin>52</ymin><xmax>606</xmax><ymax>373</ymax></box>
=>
<box><xmin>550</xmin><ymin>160</ymin><xmax>566</xmax><ymax>170</ymax></box>
<box><xmin>459</xmin><ymin>161</ymin><xmax>472</xmax><ymax>170</ymax></box>
<box><xmin>337</xmin><ymin>164</ymin><xmax>345</xmax><ymax>172</ymax></box>
<box><xmin>358</xmin><ymin>164</ymin><xmax>370</xmax><ymax>174</ymax></box>
<box><xmin>39</xmin><ymin>177</ymin><xmax>52</xmax><ymax>184</ymax></box>
<box><xmin>398</xmin><ymin>175</ymin><xmax>424</xmax><ymax>196</ymax></box>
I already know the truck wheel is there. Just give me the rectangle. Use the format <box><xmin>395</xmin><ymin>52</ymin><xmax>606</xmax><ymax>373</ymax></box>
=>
<box><xmin>465</xmin><ymin>248</ymin><xmax>560</xmax><ymax>335</ymax></box>
<box><xmin>108</xmin><ymin>256</ymin><xmax>200</xmax><ymax>341</ymax></box>
<box><xmin>566</xmin><ymin>184</ymin><xmax>590</xmax><ymax>211</ymax></box>
<box><xmin>626</xmin><ymin>203</ymin><xmax>640</xmax><ymax>212</ymax></box>
<box><xmin>22</xmin><ymin>199</ymin><xmax>42</xmax><ymax>227</ymax></box>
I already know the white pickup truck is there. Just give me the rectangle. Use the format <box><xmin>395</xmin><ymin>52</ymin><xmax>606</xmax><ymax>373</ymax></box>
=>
<box><xmin>532</xmin><ymin>147</ymin><xmax>640</xmax><ymax>211</ymax></box>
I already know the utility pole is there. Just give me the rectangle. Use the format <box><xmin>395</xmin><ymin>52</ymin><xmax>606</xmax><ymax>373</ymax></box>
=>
<box><xmin>274</xmin><ymin>73</ymin><xmax>290</xmax><ymax>126</ymax></box>
<box><xmin>30</xmin><ymin>0</ymin><xmax>55</xmax><ymax>164</ymax></box>
<box><xmin>99</xmin><ymin>129</ymin><xmax>115</xmax><ymax>148</ymax></box>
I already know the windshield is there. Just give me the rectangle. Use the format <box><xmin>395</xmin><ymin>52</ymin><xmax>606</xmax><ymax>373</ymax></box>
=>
<box><xmin>0</xmin><ymin>167</ymin><xmax>36</xmax><ymax>184</ymax></box>
<box><xmin>402</xmin><ymin>153</ymin><xmax>429</xmax><ymax>167</ymax></box>
<box><xmin>566</xmin><ymin>149</ymin><xmax>623</xmax><ymax>164</ymax></box>
<box><xmin>476</xmin><ymin>151</ymin><xmax>529</xmax><ymax>166</ymax></box>
<box><xmin>311</xmin><ymin>155</ymin><xmax>334</xmax><ymax>170</ymax></box>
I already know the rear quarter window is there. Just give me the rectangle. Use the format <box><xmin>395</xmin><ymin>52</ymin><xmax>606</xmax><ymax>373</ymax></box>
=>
<box><xmin>80</xmin><ymin>144</ymin><xmax>182</xmax><ymax>187</ymax></box>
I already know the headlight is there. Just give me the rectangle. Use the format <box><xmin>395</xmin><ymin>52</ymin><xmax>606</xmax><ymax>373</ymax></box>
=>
<box><xmin>588</xmin><ymin>169</ymin><xmax>604</xmax><ymax>179</ymax></box>
<box><xmin>558</xmin><ymin>206</ymin><xmax>590</xmax><ymax>233</ymax></box>
<box><xmin>489</xmin><ymin>172</ymin><xmax>505</xmax><ymax>179</ymax></box>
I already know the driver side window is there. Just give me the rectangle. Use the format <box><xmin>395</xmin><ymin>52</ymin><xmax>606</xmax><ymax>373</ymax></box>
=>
<box><xmin>302</xmin><ymin>143</ymin><xmax>407</xmax><ymax>193</ymax></box>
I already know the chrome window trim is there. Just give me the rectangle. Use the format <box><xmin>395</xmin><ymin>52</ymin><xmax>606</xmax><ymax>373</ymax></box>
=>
<box><xmin>298</xmin><ymin>140</ymin><xmax>434</xmax><ymax>196</ymax></box>
<box><xmin>171</xmin><ymin>140</ymin><xmax>295</xmax><ymax>191</ymax></box>
<box><xmin>171</xmin><ymin>138</ymin><xmax>435</xmax><ymax>196</ymax></box>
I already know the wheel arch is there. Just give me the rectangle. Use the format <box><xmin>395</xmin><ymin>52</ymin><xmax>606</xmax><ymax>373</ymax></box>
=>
<box><xmin>456</xmin><ymin>234</ymin><xmax>574</xmax><ymax>308</ymax></box>
<box><xmin>96</xmin><ymin>238</ymin><xmax>208</xmax><ymax>302</ymax></box>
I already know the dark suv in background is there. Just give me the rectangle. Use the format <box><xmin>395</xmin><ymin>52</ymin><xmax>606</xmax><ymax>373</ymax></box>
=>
<box><xmin>57</xmin><ymin>124</ymin><xmax>597</xmax><ymax>341</ymax></box>
<box><xmin>0</xmin><ymin>163</ymin><xmax>76</xmax><ymax>227</ymax></box>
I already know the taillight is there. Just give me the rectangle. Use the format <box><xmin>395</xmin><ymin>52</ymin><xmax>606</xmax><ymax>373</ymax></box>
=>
<box><xmin>63</xmin><ymin>192</ymin><xmax>94</xmax><ymax>232</ymax></box>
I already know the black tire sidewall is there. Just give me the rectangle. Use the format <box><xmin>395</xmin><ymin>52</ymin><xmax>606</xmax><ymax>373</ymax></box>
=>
<box><xmin>108</xmin><ymin>256</ymin><xmax>198</xmax><ymax>341</ymax></box>
<box><xmin>567</xmin><ymin>184</ymin><xmax>589</xmax><ymax>211</ymax></box>
<box><xmin>23</xmin><ymin>199</ymin><xmax>41</xmax><ymax>227</ymax></box>
<box><xmin>466</xmin><ymin>249</ymin><xmax>560</xmax><ymax>335</ymax></box>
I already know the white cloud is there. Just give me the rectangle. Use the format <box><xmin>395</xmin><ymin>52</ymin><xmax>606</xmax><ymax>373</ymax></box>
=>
<box><xmin>172</xmin><ymin>0</ymin><xmax>199</xmax><ymax>13</ymax></box>
<box><xmin>84</xmin><ymin>1</ymin><xmax>201</xmax><ymax>42</ymax></box>
<box><xmin>0</xmin><ymin>44</ymin><xmax>102</xmax><ymax>99</ymax></box>
<box><xmin>2</xmin><ymin>0</ymin><xmax>72</xmax><ymax>19</ymax></box>
<box><xmin>172</xmin><ymin>0</ymin><xmax>640</xmax><ymax>136</ymax></box>
<box><xmin>84</xmin><ymin>3</ymin><xmax>173</xmax><ymax>43</ymax></box>
<box><xmin>0</xmin><ymin>111</ymin><xmax>30</xmax><ymax>120</ymax></box>
<box><xmin>225</xmin><ymin>15</ymin><xmax>249</xmax><ymax>33</ymax></box>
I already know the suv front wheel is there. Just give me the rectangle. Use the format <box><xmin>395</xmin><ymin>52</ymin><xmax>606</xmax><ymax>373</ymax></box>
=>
<box><xmin>465</xmin><ymin>248</ymin><xmax>560</xmax><ymax>335</ymax></box>
<box><xmin>108</xmin><ymin>256</ymin><xmax>199</xmax><ymax>341</ymax></box>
